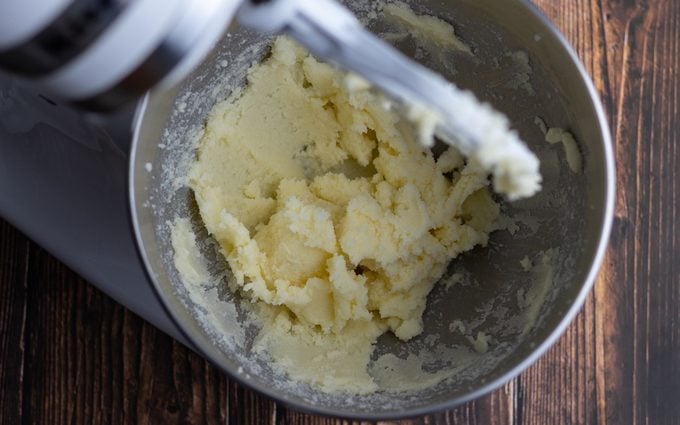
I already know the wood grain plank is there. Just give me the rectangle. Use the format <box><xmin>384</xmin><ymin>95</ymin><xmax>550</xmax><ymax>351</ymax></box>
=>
<box><xmin>593</xmin><ymin>0</ymin><xmax>680</xmax><ymax>424</ymax></box>
<box><xmin>0</xmin><ymin>220</ymin><xmax>29</xmax><ymax>425</ymax></box>
<box><xmin>443</xmin><ymin>382</ymin><xmax>515</xmax><ymax>425</ymax></box>
<box><xmin>225</xmin><ymin>376</ymin><xmax>276</xmax><ymax>424</ymax></box>
<box><xmin>20</xmin><ymin>245</ymin><xmax>127</xmax><ymax>425</ymax></box>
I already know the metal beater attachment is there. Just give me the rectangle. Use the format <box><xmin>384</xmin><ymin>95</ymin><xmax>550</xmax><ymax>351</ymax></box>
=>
<box><xmin>238</xmin><ymin>0</ymin><xmax>541</xmax><ymax>199</ymax></box>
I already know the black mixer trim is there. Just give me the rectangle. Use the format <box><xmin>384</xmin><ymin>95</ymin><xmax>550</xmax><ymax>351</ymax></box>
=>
<box><xmin>0</xmin><ymin>0</ymin><xmax>128</xmax><ymax>77</ymax></box>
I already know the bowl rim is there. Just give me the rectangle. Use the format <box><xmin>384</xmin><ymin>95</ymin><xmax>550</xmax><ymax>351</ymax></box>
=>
<box><xmin>127</xmin><ymin>0</ymin><xmax>616</xmax><ymax>420</ymax></box>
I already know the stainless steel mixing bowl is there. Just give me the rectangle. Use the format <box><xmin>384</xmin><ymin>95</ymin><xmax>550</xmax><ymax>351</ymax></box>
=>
<box><xmin>129</xmin><ymin>0</ymin><xmax>614</xmax><ymax>419</ymax></box>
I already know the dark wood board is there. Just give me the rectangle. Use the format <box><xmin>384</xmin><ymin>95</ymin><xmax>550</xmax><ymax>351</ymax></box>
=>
<box><xmin>1</xmin><ymin>0</ymin><xmax>678</xmax><ymax>423</ymax></box>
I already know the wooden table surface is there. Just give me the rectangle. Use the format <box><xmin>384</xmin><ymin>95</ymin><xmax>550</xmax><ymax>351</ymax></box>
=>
<box><xmin>1</xmin><ymin>0</ymin><xmax>679</xmax><ymax>424</ymax></box>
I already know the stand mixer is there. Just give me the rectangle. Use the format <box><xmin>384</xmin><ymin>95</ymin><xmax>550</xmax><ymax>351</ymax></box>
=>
<box><xmin>0</xmin><ymin>0</ymin><xmax>538</xmax><ymax>342</ymax></box>
<box><xmin>0</xmin><ymin>0</ymin><xmax>614</xmax><ymax>417</ymax></box>
<box><xmin>1</xmin><ymin>0</ymin><xmax>540</xmax><ymax>195</ymax></box>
